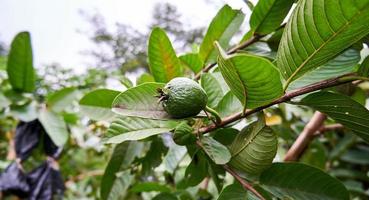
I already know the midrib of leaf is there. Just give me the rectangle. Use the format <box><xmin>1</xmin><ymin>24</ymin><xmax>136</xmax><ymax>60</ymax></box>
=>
<box><xmin>284</xmin><ymin>4</ymin><xmax>367</xmax><ymax>89</ymax></box>
<box><xmin>231</xmin><ymin>124</ymin><xmax>264</xmax><ymax>157</ymax></box>
<box><xmin>159</xmin><ymin>37</ymin><xmax>177</xmax><ymax>81</ymax></box>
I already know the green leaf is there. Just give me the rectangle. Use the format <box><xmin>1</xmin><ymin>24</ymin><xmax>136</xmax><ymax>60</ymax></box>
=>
<box><xmin>260</xmin><ymin>162</ymin><xmax>350</xmax><ymax>200</ymax></box>
<box><xmin>6</xmin><ymin>32</ymin><xmax>35</xmax><ymax>93</ymax></box>
<box><xmin>250</xmin><ymin>0</ymin><xmax>294</xmax><ymax>35</ymax></box>
<box><xmin>201</xmin><ymin>73</ymin><xmax>224</xmax><ymax>108</ymax></box>
<box><xmin>329</xmin><ymin>134</ymin><xmax>356</xmax><ymax>160</ymax></box>
<box><xmin>79</xmin><ymin>89</ymin><xmax>120</xmax><ymax>121</ymax></box>
<box><xmin>47</xmin><ymin>87</ymin><xmax>79</xmax><ymax>112</ymax></box>
<box><xmin>215</xmin><ymin>91</ymin><xmax>242</xmax><ymax>118</ymax></box>
<box><xmin>10</xmin><ymin>102</ymin><xmax>38</xmax><ymax>122</ymax></box>
<box><xmin>163</xmin><ymin>143</ymin><xmax>187</xmax><ymax>174</ymax></box>
<box><xmin>216</xmin><ymin>43</ymin><xmax>283</xmax><ymax>109</ymax></box>
<box><xmin>341</xmin><ymin>149</ymin><xmax>369</xmax><ymax>165</ymax></box>
<box><xmin>229</xmin><ymin>117</ymin><xmax>277</xmax><ymax>175</ymax></box>
<box><xmin>148</xmin><ymin>27</ymin><xmax>183</xmax><ymax>83</ymax></box>
<box><xmin>330</xmin><ymin>169</ymin><xmax>369</xmax><ymax>183</ymax></box>
<box><xmin>112</xmin><ymin>82</ymin><xmax>169</xmax><ymax>119</ymax></box>
<box><xmin>300</xmin><ymin>141</ymin><xmax>327</xmax><ymax>169</ymax></box>
<box><xmin>287</xmin><ymin>49</ymin><xmax>360</xmax><ymax>91</ymax></box>
<box><xmin>131</xmin><ymin>182</ymin><xmax>171</xmax><ymax>193</ymax></box>
<box><xmin>153</xmin><ymin>193</ymin><xmax>178</xmax><ymax>200</ymax></box>
<box><xmin>120</xmin><ymin>76</ymin><xmax>133</xmax><ymax>89</ymax></box>
<box><xmin>201</xmin><ymin>136</ymin><xmax>231</xmax><ymax>165</ymax></box>
<box><xmin>105</xmin><ymin>116</ymin><xmax>178</xmax><ymax>144</ymax></box>
<box><xmin>358</xmin><ymin>55</ymin><xmax>369</xmax><ymax>77</ymax></box>
<box><xmin>136</xmin><ymin>73</ymin><xmax>155</xmax><ymax>85</ymax></box>
<box><xmin>179</xmin><ymin>53</ymin><xmax>203</xmax><ymax>73</ymax></box>
<box><xmin>212</xmin><ymin>128</ymin><xmax>239</xmax><ymax>146</ymax></box>
<box><xmin>105</xmin><ymin>170</ymin><xmax>134</xmax><ymax>200</ymax></box>
<box><xmin>276</xmin><ymin>0</ymin><xmax>369</xmax><ymax>86</ymax></box>
<box><xmin>301</xmin><ymin>92</ymin><xmax>369</xmax><ymax>142</ymax></box>
<box><xmin>141</xmin><ymin>137</ymin><xmax>168</xmax><ymax>175</ymax></box>
<box><xmin>199</xmin><ymin>5</ymin><xmax>245</xmax><ymax>64</ymax></box>
<box><xmin>182</xmin><ymin>151</ymin><xmax>208</xmax><ymax>187</ymax></box>
<box><xmin>101</xmin><ymin>141</ymin><xmax>143</xmax><ymax>200</ymax></box>
<box><xmin>38</xmin><ymin>109</ymin><xmax>68</xmax><ymax>146</ymax></box>
<box><xmin>217</xmin><ymin>183</ymin><xmax>247</xmax><ymax>200</ymax></box>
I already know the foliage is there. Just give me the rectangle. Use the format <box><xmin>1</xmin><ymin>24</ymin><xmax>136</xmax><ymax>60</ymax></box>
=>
<box><xmin>2</xmin><ymin>1</ymin><xmax>369</xmax><ymax>199</ymax></box>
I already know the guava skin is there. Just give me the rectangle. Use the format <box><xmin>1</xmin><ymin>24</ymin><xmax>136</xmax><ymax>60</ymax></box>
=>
<box><xmin>160</xmin><ymin>77</ymin><xmax>208</xmax><ymax>119</ymax></box>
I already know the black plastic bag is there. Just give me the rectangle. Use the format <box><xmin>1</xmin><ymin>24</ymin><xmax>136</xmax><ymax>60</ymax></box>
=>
<box><xmin>14</xmin><ymin>120</ymin><xmax>43</xmax><ymax>161</ymax></box>
<box><xmin>0</xmin><ymin>162</ymin><xmax>29</xmax><ymax>198</ymax></box>
<box><xmin>15</xmin><ymin>119</ymin><xmax>62</xmax><ymax>160</ymax></box>
<box><xmin>27</xmin><ymin>162</ymin><xmax>65</xmax><ymax>200</ymax></box>
<box><xmin>43</xmin><ymin>133</ymin><xmax>62</xmax><ymax>159</ymax></box>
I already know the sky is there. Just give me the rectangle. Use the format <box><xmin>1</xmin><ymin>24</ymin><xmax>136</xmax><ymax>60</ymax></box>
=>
<box><xmin>0</xmin><ymin>0</ymin><xmax>251</xmax><ymax>72</ymax></box>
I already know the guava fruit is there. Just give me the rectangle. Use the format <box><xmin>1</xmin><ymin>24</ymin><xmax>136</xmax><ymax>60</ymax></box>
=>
<box><xmin>158</xmin><ymin>77</ymin><xmax>208</xmax><ymax>119</ymax></box>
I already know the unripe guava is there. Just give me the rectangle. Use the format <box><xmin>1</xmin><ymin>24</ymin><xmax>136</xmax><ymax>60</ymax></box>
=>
<box><xmin>158</xmin><ymin>77</ymin><xmax>207</xmax><ymax>119</ymax></box>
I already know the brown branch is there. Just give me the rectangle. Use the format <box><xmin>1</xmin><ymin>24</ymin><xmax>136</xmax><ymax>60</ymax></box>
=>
<box><xmin>316</xmin><ymin>123</ymin><xmax>344</xmax><ymax>135</ymax></box>
<box><xmin>284</xmin><ymin>112</ymin><xmax>326</xmax><ymax>161</ymax></box>
<box><xmin>223</xmin><ymin>165</ymin><xmax>266</xmax><ymax>200</ymax></box>
<box><xmin>194</xmin><ymin>34</ymin><xmax>262</xmax><ymax>80</ymax></box>
<box><xmin>198</xmin><ymin>74</ymin><xmax>354</xmax><ymax>134</ymax></box>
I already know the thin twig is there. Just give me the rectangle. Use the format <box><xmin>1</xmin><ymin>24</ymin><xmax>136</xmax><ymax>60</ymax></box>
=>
<box><xmin>316</xmin><ymin>123</ymin><xmax>344</xmax><ymax>135</ymax></box>
<box><xmin>197</xmin><ymin>74</ymin><xmax>355</xmax><ymax>134</ymax></box>
<box><xmin>284</xmin><ymin>112</ymin><xmax>326</xmax><ymax>161</ymax></box>
<box><xmin>223</xmin><ymin>165</ymin><xmax>266</xmax><ymax>200</ymax></box>
<box><xmin>194</xmin><ymin>35</ymin><xmax>263</xmax><ymax>80</ymax></box>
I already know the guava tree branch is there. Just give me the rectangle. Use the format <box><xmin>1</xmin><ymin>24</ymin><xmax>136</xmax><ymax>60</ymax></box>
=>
<box><xmin>194</xmin><ymin>34</ymin><xmax>263</xmax><ymax>80</ymax></box>
<box><xmin>223</xmin><ymin>165</ymin><xmax>266</xmax><ymax>200</ymax></box>
<box><xmin>284</xmin><ymin>111</ymin><xmax>326</xmax><ymax>161</ymax></box>
<box><xmin>198</xmin><ymin>74</ymin><xmax>356</xmax><ymax>134</ymax></box>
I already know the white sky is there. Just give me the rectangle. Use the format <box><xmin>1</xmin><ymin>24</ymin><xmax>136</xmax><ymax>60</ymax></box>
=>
<box><xmin>0</xmin><ymin>0</ymin><xmax>251</xmax><ymax>72</ymax></box>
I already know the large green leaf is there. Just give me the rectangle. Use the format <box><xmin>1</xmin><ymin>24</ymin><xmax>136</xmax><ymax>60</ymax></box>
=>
<box><xmin>287</xmin><ymin>49</ymin><xmax>360</xmax><ymax>91</ymax></box>
<box><xmin>216</xmin><ymin>43</ymin><xmax>283</xmax><ymax>109</ymax></box>
<box><xmin>148</xmin><ymin>27</ymin><xmax>183</xmax><ymax>83</ymax></box>
<box><xmin>260</xmin><ymin>162</ymin><xmax>349</xmax><ymax>200</ymax></box>
<box><xmin>112</xmin><ymin>82</ymin><xmax>169</xmax><ymax>119</ymax></box>
<box><xmin>276</xmin><ymin>0</ymin><xmax>369</xmax><ymax>86</ymax></box>
<box><xmin>229</xmin><ymin>116</ymin><xmax>277</xmax><ymax>175</ymax></box>
<box><xmin>38</xmin><ymin>109</ymin><xmax>68</xmax><ymax>146</ymax></box>
<box><xmin>250</xmin><ymin>0</ymin><xmax>294</xmax><ymax>35</ymax></box>
<box><xmin>217</xmin><ymin>183</ymin><xmax>247</xmax><ymax>200</ymax></box>
<box><xmin>105</xmin><ymin>116</ymin><xmax>178</xmax><ymax>144</ymax></box>
<box><xmin>101</xmin><ymin>141</ymin><xmax>143</xmax><ymax>200</ymax></box>
<box><xmin>199</xmin><ymin>5</ymin><xmax>245</xmax><ymax>64</ymax></box>
<box><xmin>201</xmin><ymin>136</ymin><xmax>231</xmax><ymax>165</ymax></box>
<box><xmin>179</xmin><ymin>53</ymin><xmax>203</xmax><ymax>73</ymax></box>
<box><xmin>201</xmin><ymin>73</ymin><xmax>224</xmax><ymax>108</ymax></box>
<box><xmin>6</xmin><ymin>32</ymin><xmax>35</xmax><ymax>93</ymax></box>
<box><xmin>301</xmin><ymin>92</ymin><xmax>369</xmax><ymax>142</ymax></box>
<box><xmin>79</xmin><ymin>89</ymin><xmax>120</xmax><ymax>121</ymax></box>
<box><xmin>47</xmin><ymin>87</ymin><xmax>79</xmax><ymax>112</ymax></box>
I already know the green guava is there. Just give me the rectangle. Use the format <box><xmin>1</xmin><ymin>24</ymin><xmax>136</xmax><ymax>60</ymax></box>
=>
<box><xmin>158</xmin><ymin>77</ymin><xmax>208</xmax><ymax>119</ymax></box>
